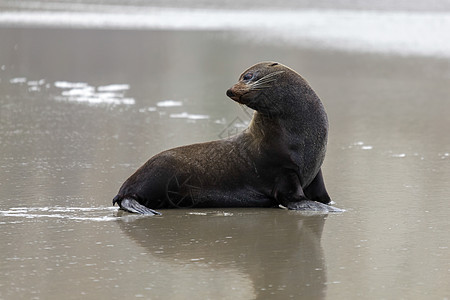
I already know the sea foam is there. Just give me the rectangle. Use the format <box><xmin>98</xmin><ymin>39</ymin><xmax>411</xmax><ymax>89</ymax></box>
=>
<box><xmin>0</xmin><ymin>8</ymin><xmax>449</xmax><ymax>58</ymax></box>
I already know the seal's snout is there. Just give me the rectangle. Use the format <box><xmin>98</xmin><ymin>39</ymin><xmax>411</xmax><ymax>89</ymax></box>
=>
<box><xmin>226</xmin><ymin>86</ymin><xmax>241</xmax><ymax>102</ymax></box>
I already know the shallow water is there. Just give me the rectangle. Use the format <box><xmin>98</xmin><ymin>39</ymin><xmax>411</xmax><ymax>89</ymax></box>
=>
<box><xmin>1</xmin><ymin>17</ymin><xmax>450</xmax><ymax>300</ymax></box>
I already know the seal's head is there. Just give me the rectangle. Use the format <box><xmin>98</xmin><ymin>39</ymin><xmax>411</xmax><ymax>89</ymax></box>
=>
<box><xmin>226</xmin><ymin>62</ymin><xmax>311</xmax><ymax>116</ymax></box>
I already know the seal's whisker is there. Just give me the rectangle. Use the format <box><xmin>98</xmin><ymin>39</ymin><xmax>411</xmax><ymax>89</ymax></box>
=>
<box><xmin>250</xmin><ymin>71</ymin><xmax>285</xmax><ymax>90</ymax></box>
<box><xmin>252</xmin><ymin>85</ymin><xmax>272</xmax><ymax>90</ymax></box>
<box><xmin>252</xmin><ymin>78</ymin><xmax>277</xmax><ymax>87</ymax></box>
<box><xmin>254</xmin><ymin>71</ymin><xmax>285</xmax><ymax>83</ymax></box>
<box><xmin>251</xmin><ymin>82</ymin><xmax>275</xmax><ymax>90</ymax></box>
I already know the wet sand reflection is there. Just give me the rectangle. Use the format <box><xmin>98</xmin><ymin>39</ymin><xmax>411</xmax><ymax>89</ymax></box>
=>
<box><xmin>118</xmin><ymin>209</ymin><xmax>328</xmax><ymax>299</ymax></box>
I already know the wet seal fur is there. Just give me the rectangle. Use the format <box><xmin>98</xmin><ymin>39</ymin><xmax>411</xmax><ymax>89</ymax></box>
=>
<box><xmin>113</xmin><ymin>62</ymin><xmax>342</xmax><ymax>215</ymax></box>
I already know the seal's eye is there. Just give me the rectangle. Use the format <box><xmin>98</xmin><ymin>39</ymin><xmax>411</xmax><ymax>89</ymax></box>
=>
<box><xmin>243</xmin><ymin>73</ymin><xmax>254</xmax><ymax>81</ymax></box>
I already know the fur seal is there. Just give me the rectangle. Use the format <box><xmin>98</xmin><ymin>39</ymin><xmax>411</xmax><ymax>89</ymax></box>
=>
<box><xmin>113</xmin><ymin>62</ymin><xmax>341</xmax><ymax>215</ymax></box>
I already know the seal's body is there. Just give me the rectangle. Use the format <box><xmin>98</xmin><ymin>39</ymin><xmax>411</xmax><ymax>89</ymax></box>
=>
<box><xmin>113</xmin><ymin>62</ymin><xmax>339</xmax><ymax>215</ymax></box>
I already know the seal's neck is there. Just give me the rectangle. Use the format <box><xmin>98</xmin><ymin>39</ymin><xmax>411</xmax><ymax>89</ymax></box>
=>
<box><xmin>247</xmin><ymin>102</ymin><xmax>328</xmax><ymax>147</ymax></box>
<box><xmin>248</xmin><ymin>111</ymin><xmax>308</xmax><ymax>138</ymax></box>
<box><xmin>248</xmin><ymin>112</ymin><xmax>283</xmax><ymax>140</ymax></box>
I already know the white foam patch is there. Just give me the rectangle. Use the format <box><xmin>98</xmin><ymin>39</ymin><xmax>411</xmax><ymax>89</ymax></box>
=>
<box><xmin>54</xmin><ymin>81</ymin><xmax>89</xmax><ymax>89</ymax></box>
<box><xmin>61</xmin><ymin>86</ymin><xmax>95</xmax><ymax>96</ymax></box>
<box><xmin>54</xmin><ymin>81</ymin><xmax>135</xmax><ymax>106</ymax></box>
<box><xmin>0</xmin><ymin>8</ymin><xmax>449</xmax><ymax>58</ymax></box>
<box><xmin>138</xmin><ymin>107</ymin><xmax>157</xmax><ymax>112</ymax></box>
<box><xmin>56</xmin><ymin>96</ymin><xmax>135</xmax><ymax>105</ymax></box>
<box><xmin>97</xmin><ymin>84</ymin><xmax>130</xmax><ymax>92</ymax></box>
<box><xmin>391</xmin><ymin>153</ymin><xmax>407</xmax><ymax>158</ymax></box>
<box><xmin>170</xmin><ymin>112</ymin><xmax>210</xmax><ymax>120</ymax></box>
<box><xmin>0</xmin><ymin>206</ymin><xmax>121</xmax><ymax>222</ymax></box>
<box><xmin>27</xmin><ymin>79</ymin><xmax>46</xmax><ymax>86</ymax></box>
<box><xmin>156</xmin><ymin>100</ymin><xmax>183</xmax><ymax>107</ymax></box>
<box><xmin>10</xmin><ymin>77</ymin><xmax>27</xmax><ymax>84</ymax></box>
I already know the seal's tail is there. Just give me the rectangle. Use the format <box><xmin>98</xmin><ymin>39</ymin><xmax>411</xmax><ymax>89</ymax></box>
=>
<box><xmin>113</xmin><ymin>195</ymin><xmax>161</xmax><ymax>215</ymax></box>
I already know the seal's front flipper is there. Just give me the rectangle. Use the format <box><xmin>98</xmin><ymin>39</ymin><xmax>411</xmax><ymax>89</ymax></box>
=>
<box><xmin>304</xmin><ymin>169</ymin><xmax>331</xmax><ymax>204</ymax></box>
<box><xmin>286</xmin><ymin>200</ymin><xmax>344</xmax><ymax>213</ymax></box>
<box><xmin>113</xmin><ymin>196</ymin><xmax>161</xmax><ymax>215</ymax></box>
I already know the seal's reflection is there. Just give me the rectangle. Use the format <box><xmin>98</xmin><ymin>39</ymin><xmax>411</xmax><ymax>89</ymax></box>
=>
<box><xmin>117</xmin><ymin>209</ymin><xmax>328</xmax><ymax>299</ymax></box>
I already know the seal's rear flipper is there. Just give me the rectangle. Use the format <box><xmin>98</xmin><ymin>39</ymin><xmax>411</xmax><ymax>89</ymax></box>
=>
<box><xmin>113</xmin><ymin>196</ymin><xmax>161</xmax><ymax>215</ymax></box>
<box><xmin>286</xmin><ymin>200</ymin><xmax>344</xmax><ymax>213</ymax></box>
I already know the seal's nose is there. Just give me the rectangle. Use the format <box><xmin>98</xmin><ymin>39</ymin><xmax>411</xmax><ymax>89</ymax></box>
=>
<box><xmin>226</xmin><ymin>88</ymin><xmax>234</xmax><ymax>98</ymax></box>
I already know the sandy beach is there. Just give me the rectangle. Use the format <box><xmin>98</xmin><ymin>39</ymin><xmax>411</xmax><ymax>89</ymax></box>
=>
<box><xmin>1</xmin><ymin>2</ymin><xmax>450</xmax><ymax>299</ymax></box>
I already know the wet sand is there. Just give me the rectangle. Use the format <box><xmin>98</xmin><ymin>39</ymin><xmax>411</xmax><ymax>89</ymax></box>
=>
<box><xmin>1</xmin><ymin>27</ymin><xmax>449</xmax><ymax>299</ymax></box>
